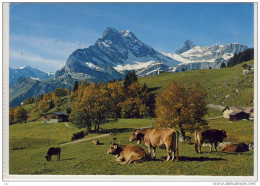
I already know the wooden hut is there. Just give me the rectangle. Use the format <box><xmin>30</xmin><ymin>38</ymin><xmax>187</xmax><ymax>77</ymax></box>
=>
<box><xmin>41</xmin><ymin>112</ymin><xmax>69</xmax><ymax>123</ymax></box>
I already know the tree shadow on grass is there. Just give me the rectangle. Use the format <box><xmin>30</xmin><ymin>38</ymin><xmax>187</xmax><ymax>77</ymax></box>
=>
<box><xmin>161</xmin><ymin>156</ymin><xmax>225</xmax><ymax>162</ymax></box>
<box><xmin>178</xmin><ymin>156</ymin><xmax>225</xmax><ymax>162</ymax></box>
<box><xmin>59</xmin><ymin>158</ymin><xmax>76</xmax><ymax>161</ymax></box>
<box><xmin>109</xmin><ymin>128</ymin><xmax>134</xmax><ymax>134</ymax></box>
<box><xmin>148</xmin><ymin>87</ymin><xmax>161</xmax><ymax>92</ymax></box>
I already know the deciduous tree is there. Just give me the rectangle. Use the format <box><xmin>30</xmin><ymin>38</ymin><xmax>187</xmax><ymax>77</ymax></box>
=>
<box><xmin>70</xmin><ymin>83</ymin><xmax>117</xmax><ymax>132</ymax></box>
<box><xmin>155</xmin><ymin>82</ymin><xmax>207</xmax><ymax>138</ymax></box>
<box><xmin>14</xmin><ymin>106</ymin><xmax>28</xmax><ymax>124</ymax></box>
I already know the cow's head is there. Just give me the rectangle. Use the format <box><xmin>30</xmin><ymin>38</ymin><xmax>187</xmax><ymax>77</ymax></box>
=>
<box><xmin>129</xmin><ymin>129</ymin><xmax>141</xmax><ymax>143</ymax></box>
<box><xmin>107</xmin><ymin>143</ymin><xmax>121</xmax><ymax>155</ymax></box>
<box><xmin>220</xmin><ymin>129</ymin><xmax>227</xmax><ymax>142</ymax></box>
<box><xmin>45</xmin><ymin>155</ymin><xmax>51</xmax><ymax>161</ymax></box>
<box><xmin>222</xmin><ymin>130</ymin><xmax>227</xmax><ymax>137</ymax></box>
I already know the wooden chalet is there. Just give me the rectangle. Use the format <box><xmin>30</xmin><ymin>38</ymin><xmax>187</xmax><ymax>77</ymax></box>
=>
<box><xmin>41</xmin><ymin>112</ymin><xmax>69</xmax><ymax>123</ymax></box>
<box><xmin>222</xmin><ymin>106</ymin><xmax>254</xmax><ymax>121</ymax></box>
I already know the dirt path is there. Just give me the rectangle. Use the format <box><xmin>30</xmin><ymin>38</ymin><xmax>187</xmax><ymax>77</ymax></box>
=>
<box><xmin>59</xmin><ymin>133</ymin><xmax>111</xmax><ymax>146</ymax></box>
<box><xmin>207</xmin><ymin>116</ymin><xmax>223</xmax><ymax>120</ymax></box>
<box><xmin>64</xmin><ymin>122</ymin><xmax>75</xmax><ymax>128</ymax></box>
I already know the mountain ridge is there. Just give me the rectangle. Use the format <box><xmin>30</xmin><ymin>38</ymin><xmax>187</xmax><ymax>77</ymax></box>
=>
<box><xmin>9</xmin><ymin>66</ymin><xmax>54</xmax><ymax>88</ymax></box>
<box><xmin>10</xmin><ymin>27</ymin><xmax>249</xmax><ymax>107</ymax></box>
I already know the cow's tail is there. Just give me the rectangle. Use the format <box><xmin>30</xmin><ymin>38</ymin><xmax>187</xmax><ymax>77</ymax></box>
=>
<box><xmin>194</xmin><ymin>131</ymin><xmax>199</xmax><ymax>153</ymax></box>
<box><xmin>175</xmin><ymin>130</ymin><xmax>179</xmax><ymax>161</ymax></box>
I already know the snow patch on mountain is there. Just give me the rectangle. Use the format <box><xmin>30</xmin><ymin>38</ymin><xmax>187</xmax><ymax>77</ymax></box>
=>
<box><xmin>114</xmin><ymin>61</ymin><xmax>161</xmax><ymax>73</ymax></box>
<box><xmin>30</xmin><ymin>77</ymin><xmax>41</xmax><ymax>81</ymax></box>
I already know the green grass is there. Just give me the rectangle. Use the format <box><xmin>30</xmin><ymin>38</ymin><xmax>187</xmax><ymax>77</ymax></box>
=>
<box><xmin>204</xmin><ymin>108</ymin><xmax>223</xmax><ymax>119</ymax></box>
<box><xmin>9</xmin><ymin>117</ymin><xmax>254</xmax><ymax>176</ymax></box>
<box><xmin>208</xmin><ymin>118</ymin><xmax>254</xmax><ymax>143</ymax></box>
<box><xmin>139</xmin><ymin>60</ymin><xmax>254</xmax><ymax>107</ymax></box>
<box><xmin>9</xmin><ymin>61</ymin><xmax>255</xmax><ymax>175</ymax></box>
<box><xmin>9</xmin><ymin>119</ymin><xmax>154</xmax><ymax>150</ymax></box>
<box><xmin>9</xmin><ymin>121</ymin><xmax>84</xmax><ymax>149</ymax></box>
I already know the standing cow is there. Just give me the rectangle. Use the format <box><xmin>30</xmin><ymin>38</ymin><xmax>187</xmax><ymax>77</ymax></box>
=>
<box><xmin>129</xmin><ymin>128</ymin><xmax>179</xmax><ymax>161</ymax></box>
<box><xmin>45</xmin><ymin>147</ymin><xmax>61</xmax><ymax>161</ymax></box>
<box><xmin>195</xmin><ymin>129</ymin><xmax>227</xmax><ymax>153</ymax></box>
<box><xmin>107</xmin><ymin>143</ymin><xmax>148</xmax><ymax>164</ymax></box>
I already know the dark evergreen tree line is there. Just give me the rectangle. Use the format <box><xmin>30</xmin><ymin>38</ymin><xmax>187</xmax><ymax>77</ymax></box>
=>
<box><xmin>228</xmin><ymin>48</ymin><xmax>254</xmax><ymax>67</ymax></box>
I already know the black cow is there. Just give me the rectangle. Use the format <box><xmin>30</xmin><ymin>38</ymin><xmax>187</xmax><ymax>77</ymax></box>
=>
<box><xmin>71</xmin><ymin>131</ymin><xmax>86</xmax><ymax>141</ymax></box>
<box><xmin>45</xmin><ymin>147</ymin><xmax>61</xmax><ymax>161</ymax></box>
<box><xmin>195</xmin><ymin>129</ymin><xmax>227</xmax><ymax>153</ymax></box>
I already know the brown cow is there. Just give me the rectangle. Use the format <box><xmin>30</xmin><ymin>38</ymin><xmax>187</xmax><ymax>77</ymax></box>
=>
<box><xmin>92</xmin><ymin>140</ymin><xmax>99</xmax><ymax>145</ymax></box>
<box><xmin>129</xmin><ymin>128</ymin><xmax>179</xmax><ymax>161</ymax></box>
<box><xmin>222</xmin><ymin>143</ymin><xmax>249</xmax><ymax>153</ymax></box>
<box><xmin>107</xmin><ymin>143</ymin><xmax>148</xmax><ymax>164</ymax></box>
<box><xmin>195</xmin><ymin>129</ymin><xmax>227</xmax><ymax>153</ymax></box>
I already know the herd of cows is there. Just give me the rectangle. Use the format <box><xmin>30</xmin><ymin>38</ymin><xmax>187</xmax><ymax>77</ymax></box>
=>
<box><xmin>44</xmin><ymin>128</ymin><xmax>253</xmax><ymax>164</ymax></box>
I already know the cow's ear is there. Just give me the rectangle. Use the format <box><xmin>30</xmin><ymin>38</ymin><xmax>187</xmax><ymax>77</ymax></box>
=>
<box><xmin>114</xmin><ymin>145</ymin><xmax>118</xmax><ymax>149</ymax></box>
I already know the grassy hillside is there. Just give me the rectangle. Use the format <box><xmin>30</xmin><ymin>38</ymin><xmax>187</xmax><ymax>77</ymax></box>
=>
<box><xmin>16</xmin><ymin>60</ymin><xmax>254</xmax><ymax>123</ymax></box>
<box><xmin>139</xmin><ymin>60</ymin><xmax>254</xmax><ymax>107</ymax></box>
<box><xmin>9</xmin><ymin>60</ymin><xmax>255</xmax><ymax>176</ymax></box>
<box><xmin>9</xmin><ymin>117</ymin><xmax>254</xmax><ymax>175</ymax></box>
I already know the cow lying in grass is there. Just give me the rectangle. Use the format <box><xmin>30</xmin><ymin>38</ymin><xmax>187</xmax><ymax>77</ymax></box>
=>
<box><xmin>45</xmin><ymin>147</ymin><xmax>61</xmax><ymax>161</ymax></box>
<box><xmin>107</xmin><ymin>143</ymin><xmax>148</xmax><ymax>164</ymax></box>
<box><xmin>222</xmin><ymin>143</ymin><xmax>249</xmax><ymax>153</ymax></box>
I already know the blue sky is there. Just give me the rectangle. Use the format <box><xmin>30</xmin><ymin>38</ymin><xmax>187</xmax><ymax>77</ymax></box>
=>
<box><xmin>10</xmin><ymin>3</ymin><xmax>254</xmax><ymax>72</ymax></box>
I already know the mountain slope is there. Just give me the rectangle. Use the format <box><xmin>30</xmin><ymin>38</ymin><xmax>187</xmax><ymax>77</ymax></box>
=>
<box><xmin>164</xmin><ymin>41</ymin><xmax>247</xmax><ymax>72</ymax></box>
<box><xmin>54</xmin><ymin>27</ymin><xmax>181</xmax><ymax>83</ymax></box>
<box><xmin>9</xmin><ymin>77</ymin><xmax>69</xmax><ymax>107</ymax></box>
<box><xmin>9</xmin><ymin>66</ymin><xmax>54</xmax><ymax>88</ymax></box>
<box><xmin>139</xmin><ymin>60</ymin><xmax>254</xmax><ymax>107</ymax></box>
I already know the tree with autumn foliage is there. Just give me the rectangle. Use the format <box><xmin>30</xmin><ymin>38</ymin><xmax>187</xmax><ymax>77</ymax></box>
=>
<box><xmin>38</xmin><ymin>93</ymin><xmax>52</xmax><ymax>113</ymax></box>
<box><xmin>155</xmin><ymin>81</ymin><xmax>207</xmax><ymax>138</ymax></box>
<box><xmin>14</xmin><ymin>106</ymin><xmax>28</xmax><ymax>124</ymax></box>
<box><xmin>70</xmin><ymin>83</ymin><xmax>117</xmax><ymax>132</ymax></box>
<box><xmin>9</xmin><ymin>107</ymin><xmax>15</xmax><ymax>124</ymax></box>
<box><xmin>107</xmin><ymin>81</ymin><xmax>125</xmax><ymax>118</ymax></box>
<box><xmin>120</xmin><ymin>82</ymin><xmax>149</xmax><ymax>118</ymax></box>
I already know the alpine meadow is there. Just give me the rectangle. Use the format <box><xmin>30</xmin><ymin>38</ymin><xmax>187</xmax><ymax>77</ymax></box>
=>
<box><xmin>6</xmin><ymin>3</ymin><xmax>255</xmax><ymax>181</ymax></box>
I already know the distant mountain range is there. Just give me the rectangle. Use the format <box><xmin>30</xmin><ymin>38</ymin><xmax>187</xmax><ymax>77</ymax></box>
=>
<box><xmin>9</xmin><ymin>66</ymin><xmax>54</xmax><ymax>88</ymax></box>
<box><xmin>10</xmin><ymin>27</ymin><xmax>248</xmax><ymax>107</ymax></box>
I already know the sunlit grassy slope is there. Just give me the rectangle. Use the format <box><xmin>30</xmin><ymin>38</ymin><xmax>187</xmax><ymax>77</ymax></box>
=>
<box><xmin>10</xmin><ymin>117</ymin><xmax>254</xmax><ymax>175</ymax></box>
<box><xmin>139</xmin><ymin>60</ymin><xmax>254</xmax><ymax>107</ymax></box>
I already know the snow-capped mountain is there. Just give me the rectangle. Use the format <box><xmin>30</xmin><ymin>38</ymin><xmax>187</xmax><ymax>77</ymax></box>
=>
<box><xmin>9</xmin><ymin>28</ymin><xmax>250</xmax><ymax>107</ymax></box>
<box><xmin>9</xmin><ymin>66</ymin><xmax>54</xmax><ymax>88</ymax></box>
<box><xmin>54</xmin><ymin>27</ymin><xmax>181</xmax><ymax>83</ymax></box>
<box><xmin>163</xmin><ymin>41</ymin><xmax>248</xmax><ymax>72</ymax></box>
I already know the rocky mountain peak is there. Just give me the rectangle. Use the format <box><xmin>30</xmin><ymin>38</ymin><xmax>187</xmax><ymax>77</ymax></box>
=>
<box><xmin>183</xmin><ymin>39</ymin><xmax>195</xmax><ymax>49</ymax></box>
<box><xmin>121</xmin><ymin>30</ymin><xmax>138</xmax><ymax>40</ymax></box>
<box><xmin>102</xmin><ymin>27</ymin><xmax>122</xmax><ymax>40</ymax></box>
<box><xmin>175</xmin><ymin>39</ymin><xmax>196</xmax><ymax>54</ymax></box>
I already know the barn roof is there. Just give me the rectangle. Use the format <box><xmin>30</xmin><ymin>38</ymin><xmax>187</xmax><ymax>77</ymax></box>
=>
<box><xmin>222</xmin><ymin>106</ymin><xmax>253</xmax><ymax>114</ymax></box>
<box><xmin>229</xmin><ymin>111</ymin><xmax>249</xmax><ymax>116</ymax></box>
